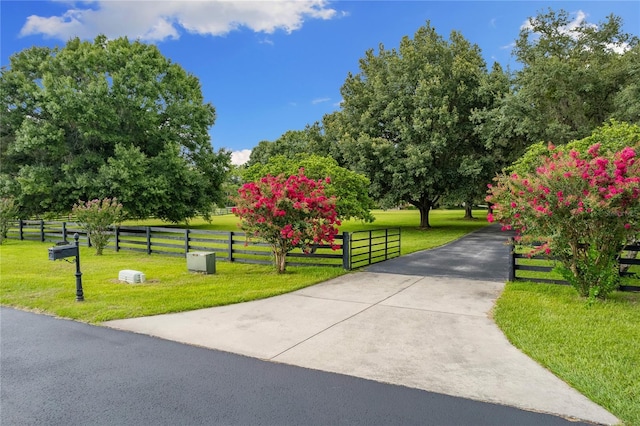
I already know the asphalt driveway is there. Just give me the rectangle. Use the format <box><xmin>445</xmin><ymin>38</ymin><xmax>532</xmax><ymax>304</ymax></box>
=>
<box><xmin>366</xmin><ymin>224</ymin><xmax>513</xmax><ymax>280</ymax></box>
<box><xmin>2</xmin><ymin>306</ymin><xmax>592</xmax><ymax>426</ymax></box>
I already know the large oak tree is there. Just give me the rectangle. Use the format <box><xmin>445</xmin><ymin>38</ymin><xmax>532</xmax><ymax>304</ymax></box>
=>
<box><xmin>335</xmin><ymin>23</ymin><xmax>489</xmax><ymax>228</ymax></box>
<box><xmin>0</xmin><ymin>36</ymin><xmax>230</xmax><ymax>222</ymax></box>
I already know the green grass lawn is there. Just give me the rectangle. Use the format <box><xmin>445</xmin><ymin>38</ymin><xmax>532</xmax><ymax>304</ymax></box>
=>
<box><xmin>0</xmin><ymin>240</ymin><xmax>345</xmax><ymax>323</ymax></box>
<box><xmin>1</xmin><ymin>209</ymin><xmax>488</xmax><ymax>323</ymax></box>
<box><xmin>494</xmin><ymin>282</ymin><xmax>640</xmax><ymax>425</ymax></box>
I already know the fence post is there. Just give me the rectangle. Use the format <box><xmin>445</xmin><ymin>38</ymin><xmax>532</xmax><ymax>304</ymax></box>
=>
<box><xmin>19</xmin><ymin>219</ymin><xmax>24</xmax><ymax>240</ymax></box>
<box><xmin>115</xmin><ymin>227</ymin><xmax>120</xmax><ymax>252</ymax></box>
<box><xmin>508</xmin><ymin>237</ymin><xmax>516</xmax><ymax>281</ymax></box>
<box><xmin>146</xmin><ymin>227</ymin><xmax>151</xmax><ymax>254</ymax></box>
<box><xmin>384</xmin><ymin>229</ymin><xmax>388</xmax><ymax>260</ymax></box>
<box><xmin>228</xmin><ymin>231</ymin><xmax>234</xmax><ymax>262</ymax></box>
<box><xmin>368</xmin><ymin>230</ymin><xmax>372</xmax><ymax>265</ymax></box>
<box><xmin>342</xmin><ymin>232</ymin><xmax>351</xmax><ymax>270</ymax></box>
<box><xmin>62</xmin><ymin>222</ymin><xmax>67</xmax><ymax>242</ymax></box>
<box><xmin>184</xmin><ymin>229</ymin><xmax>189</xmax><ymax>256</ymax></box>
<box><xmin>40</xmin><ymin>220</ymin><xmax>45</xmax><ymax>242</ymax></box>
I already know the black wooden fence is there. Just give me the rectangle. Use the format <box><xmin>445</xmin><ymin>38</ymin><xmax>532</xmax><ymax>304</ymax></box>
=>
<box><xmin>7</xmin><ymin>220</ymin><xmax>401</xmax><ymax>270</ymax></box>
<box><xmin>508</xmin><ymin>238</ymin><xmax>640</xmax><ymax>292</ymax></box>
<box><xmin>347</xmin><ymin>228</ymin><xmax>401</xmax><ymax>270</ymax></box>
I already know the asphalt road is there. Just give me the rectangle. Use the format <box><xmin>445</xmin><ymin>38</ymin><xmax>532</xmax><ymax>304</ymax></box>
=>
<box><xmin>366</xmin><ymin>224</ymin><xmax>513</xmax><ymax>280</ymax></box>
<box><xmin>1</xmin><ymin>307</ymin><xmax>589</xmax><ymax>426</ymax></box>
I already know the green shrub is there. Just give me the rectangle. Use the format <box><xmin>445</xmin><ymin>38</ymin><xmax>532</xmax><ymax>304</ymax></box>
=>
<box><xmin>72</xmin><ymin>198</ymin><xmax>123</xmax><ymax>255</ymax></box>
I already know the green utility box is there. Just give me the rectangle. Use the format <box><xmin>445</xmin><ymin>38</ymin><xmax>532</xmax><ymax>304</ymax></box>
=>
<box><xmin>187</xmin><ymin>252</ymin><xmax>216</xmax><ymax>274</ymax></box>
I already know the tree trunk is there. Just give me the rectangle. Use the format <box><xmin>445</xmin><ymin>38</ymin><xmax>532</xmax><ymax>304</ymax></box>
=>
<box><xmin>274</xmin><ymin>249</ymin><xmax>287</xmax><ymax>273</ymax></box>
<box><xmin>464</xmin><ymin>202</ymin><xmax>474</xmax><ymax>220</ymax></box>
<box><xmin>409</xmin><ymin>196</ymin><xmax>433</xmax><ymax>229</ymax></box>
<box><xmin>418</xmin><ymin>204</ymin><xmax>431</xmax><ymax>229</ymax></box>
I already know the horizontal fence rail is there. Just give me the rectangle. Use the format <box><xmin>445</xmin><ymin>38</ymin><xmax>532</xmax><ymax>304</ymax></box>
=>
<box><xmin>7</xmin><ymin>220</ymin><xmax>400</xmax><ymax>270</ymax></box>
<box><xmin>509</xmin><ymin>238</ymin><xmax>640</xmax><ymax>292</ymax></box>
<box><xmin>7</xmin><ymin>220</ymin><xmax>91</xmax><ymax>245</ymax></box>
<box><xmin>348</xmin><ymin>228</ymin><xmax>401</xmax><ymax>270</ymax></box>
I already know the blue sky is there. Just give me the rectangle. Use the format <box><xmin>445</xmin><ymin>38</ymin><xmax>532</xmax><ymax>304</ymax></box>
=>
<box><xmin>1</xmin><ymin>1</ymin><xmax>639</xmax><ymax>164</ymax></box>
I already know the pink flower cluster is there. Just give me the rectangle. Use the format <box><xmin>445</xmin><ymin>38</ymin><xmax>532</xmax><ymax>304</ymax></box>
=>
<box><xmin>487</xmin><ymin>143</ymin><xmax>640</xmax><ymax>256</ymax></box>
<box><xmin>232</xmin><ymin>170</ymin><xmax>341</xmax><ymax>253</ymax></box>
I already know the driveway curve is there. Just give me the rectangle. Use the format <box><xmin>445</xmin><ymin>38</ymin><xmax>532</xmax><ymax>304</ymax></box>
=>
<box><xmin>104</xmin><ymin>224</ymin><xmax>618</xmax><ymax>425</ymax></box>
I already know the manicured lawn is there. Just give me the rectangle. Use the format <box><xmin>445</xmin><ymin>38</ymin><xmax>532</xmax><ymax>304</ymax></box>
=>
<box><xmin>1</xmin><ymin>209</ymin><xmax>488</xmax><ymax>323</ymax></box>
<box><xmin>343</xmin><ymin>209</ymin><xmax>490</xmax><ymax>255</ymax></box>
<box><xmin>494</xmin><ymin>282</ymin><xmax>640</xmax><ymax>426</ymax></box>
<box><xmin>0</xmin><ymin>240</ymin><xmax>344</xmax><ymax>323</ymax></box>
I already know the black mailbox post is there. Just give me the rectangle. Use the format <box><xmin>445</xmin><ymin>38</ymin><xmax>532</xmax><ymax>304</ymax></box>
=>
<box><xmin>48</xmin><ymin>233</ymin><xmax>83</xmax><ymax>301</ymax></box>
<box><xmin>48</xmin><ymin>244</ymin><xmax>78</xmax><ymax>261</ymax></box>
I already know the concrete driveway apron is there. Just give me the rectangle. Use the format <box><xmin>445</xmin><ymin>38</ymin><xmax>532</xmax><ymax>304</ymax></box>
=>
<box><xmin>105</xmin><ymin>225</ymin><xmax>619</xmax><ymax>425</ymax></box>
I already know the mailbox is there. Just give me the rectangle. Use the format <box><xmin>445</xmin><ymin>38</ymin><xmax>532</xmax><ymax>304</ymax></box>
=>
<box><xmin>48</xmin><ymin>233</ymin><xmax>84</xmax><ymax>301</ymax></box>
<box><xmin>48</xmin><ymin>244</ymin><xmax>78</xmax><ymax>261</ymax></box>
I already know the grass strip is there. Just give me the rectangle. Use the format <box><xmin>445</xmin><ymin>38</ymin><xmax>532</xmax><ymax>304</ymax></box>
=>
<box><xmin>494</xmin><ymin>282</ymin><xmax>640</xmax><ymax>425</ymax></box>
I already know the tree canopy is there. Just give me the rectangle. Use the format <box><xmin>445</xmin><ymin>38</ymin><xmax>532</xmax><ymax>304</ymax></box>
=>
<box><xmin>241</xmin><ymin>10</ymin><xmax>639</xmax><ymax>228</ymax></box>
<box><xmin>510</xmin><ymin>120</ymin><xmax>640</xmax><ymax>177</ymax></box>
<box><xmin>246</xmin><ymin>123</ymin><xmax>329</xmax><ymax>167</ymax></box>
<box><xmin>244</xmin><ymin>154</ymin><xmax>375</xmax><ymax>222</ymax></box>
<box><xmin>475</xmin><ymin>10</ymin><xmax>639</xmax><ymax>150</ymax></box>
<box><xmin>0</xmin><ymin>35</ymin><xmax>230</xmax><ymax>222</ymax></box>
<box><xmin>334</xmin><ymin>23</ymin><xmax>490</xmax><ymax>227</ymax></box>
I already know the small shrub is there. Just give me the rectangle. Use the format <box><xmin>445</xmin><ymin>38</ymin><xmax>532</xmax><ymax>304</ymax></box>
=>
<box><xmin>72</xmin><ymin>198</ymin><xmax>123</xmax><ymax>255</ymax></box>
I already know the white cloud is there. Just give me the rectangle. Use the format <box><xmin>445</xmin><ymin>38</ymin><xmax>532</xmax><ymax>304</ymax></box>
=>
<box><xmin>520</xmin><ymin>10</ymin><xmax>630</xmax><ymax>54</ymax></box>
<box><xmin>606</xmin><ymin>42</ymin><xmax>629</xmax><ymax>54</ymax></box>
<box><xmin>20</xmin><ymin>0</ymin><xmax>338</xmax><ymax>42</ymax></box>
<box><xmin>231</xmin><ymin>149</ymin><xmax>252</xmax><ymax>166</ymax></box>
<box><xmin>522</xmin><ymin>10</ymin><xmax>594</xmax><ymax>33</ymax></box>
<box><xmin>520</xmin><ymin>18</ymin><xmax>534</xmax><ymax>32</ymax></box>
<box><xmin>311</xmin><ymin>97</ymin><xmax>330</xmax><ymax>105</ymax></box>
<box><xmin>566</xmin><ymin>11</ymin><xmax>590</xmax><ymax>32</ymax></box>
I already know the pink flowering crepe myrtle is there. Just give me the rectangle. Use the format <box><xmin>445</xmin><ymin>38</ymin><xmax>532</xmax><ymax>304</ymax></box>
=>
<box><xmin>486</xmin><ymin>143</ymin><xmax>640</xmax><ymax>298</ymax></box>
<box><xmin>233</xmin><ymin>169</ymin><xmax>341</xmax><ymax>273</ymax></box>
